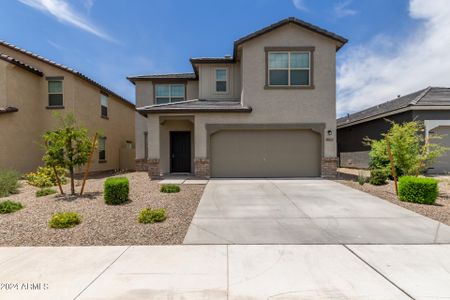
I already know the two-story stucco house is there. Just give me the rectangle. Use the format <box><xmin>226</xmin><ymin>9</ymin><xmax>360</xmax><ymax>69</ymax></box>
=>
<box><xmin>0</xmin><ymin>41</ymin><xmax>136</xmax><ymax>174</ymax></box>
<box><xmin>129</xmin><ymin>17</ymin><xmax>347</xmax><ymax>178</ymax></box>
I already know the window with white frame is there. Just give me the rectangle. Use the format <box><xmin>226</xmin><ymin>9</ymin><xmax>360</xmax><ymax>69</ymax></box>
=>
<box><xmin>48</xmin><ymin>80</ymin><xmax>63</xmax><ymax>106</ymax></box>
<box><xmin>98</xmin><ymin>136</ymin><xmax>106</xmax><ymax>161</ymax></box>
<box><xmin>215</xmin><ymin>68</ymin><xmax>228</xmax><ymax>92</ymax></box>
<box><xmin>155</xmin><ymin>84</ymin><xmax>185</xmax><ymax>104</ymax></box>
<box><xmin>100</xmin><ymin>93</ymin><xmax>108</xmax><ymax>118</ymax></box>
<box><xmin>268</xmin><ymin>52</ymin><xmax>311</xmax><ymax>86</ymax></box>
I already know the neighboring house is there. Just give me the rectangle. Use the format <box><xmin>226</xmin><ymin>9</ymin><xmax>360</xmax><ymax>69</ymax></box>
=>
<box><xmin>337</xmin><ymin>87</ymin><xmax>450</xmax><ymax>173</ymax></box>
<box><xmin>0</xmin><ymin>41</ymin><xmax>136</xmax><ymax>174</ymax></box>
<box><xmin>129</xmin><ymin>17</ymin><xmax>347</xmax><ymax>178</ymax></box>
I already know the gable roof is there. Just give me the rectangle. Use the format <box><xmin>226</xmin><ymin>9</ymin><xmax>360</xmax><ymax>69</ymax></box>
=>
<box><xmin>0</xmin><ymin>40</ymin><xmax>134</xmax><ymax>108</ymax></box>
<box><xmin>337</xmin><ymin>87</ymin><xmax>450</xmax><ymax>128</ymax></box>
<box><xmin>233</xmin><ymin>17</ymin><xmax>348</xmax><ymax>56</ymax></box>
<box><xmin>0</xmin><ymin>53</ymin><xmax>43</xmax><ymax>76</ymax></box>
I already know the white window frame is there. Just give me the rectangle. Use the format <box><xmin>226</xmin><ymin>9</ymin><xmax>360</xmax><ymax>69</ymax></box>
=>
<box><xmin>47</xmin><ymin>79</ymin><xmax>64</xmax><ymax>107</ymax></box>
<box><xmin>155</xmin><ymin>84</ymin><xmax>185</xmax><ymax>104</ymax></box>
<box><xmin>268</xmin><ymin>51</ymin><xmax>311</xmax><ymax>87</ymax></box>
<box><xmin>215</xmin><ymin>68</ymin><xmax>228</xmax><ymax>93</ymax></box>
<box><xmin>100</xmin><ymin>93</ymin><xmax>108</xmax><ymax>118</ymax></box>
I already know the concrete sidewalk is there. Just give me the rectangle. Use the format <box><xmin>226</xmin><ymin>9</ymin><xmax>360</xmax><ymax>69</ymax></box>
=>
<box><xmin>0</xmin><ymin>245</ymin><xmax>449</xmax><ymax>299</ymax></box>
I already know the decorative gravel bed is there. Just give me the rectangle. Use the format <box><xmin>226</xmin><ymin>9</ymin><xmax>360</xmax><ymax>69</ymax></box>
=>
<box><xmin>335</xmin><ymin>170</ymin><xmax>450</xmax><ymax>226</ymax></box>
<box><xmin>0</xmin><ymin>172</ymin><xmax>204</xmax><ymax>246</ymax></box>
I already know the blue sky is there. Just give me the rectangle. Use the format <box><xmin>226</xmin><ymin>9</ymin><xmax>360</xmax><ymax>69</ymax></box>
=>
<box><xmin>1</xmin><ymin>0</ymin><xmax>449</xmax><ymax>116</ymax></box>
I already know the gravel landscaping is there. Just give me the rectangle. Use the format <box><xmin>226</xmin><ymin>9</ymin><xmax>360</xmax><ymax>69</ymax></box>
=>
<box><xmin>0</xmin><ymin>172</ymin><xmax>204</xmax><ymax>246</ymax></box>
<box><xmin>335</xmin><ymin>169</ymin><xmax>450</xmax><ymax>226</ymax></box>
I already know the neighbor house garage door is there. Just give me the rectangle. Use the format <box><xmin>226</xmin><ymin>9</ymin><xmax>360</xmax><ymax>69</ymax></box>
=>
<box><xmin>210</xmin><ymin>129</ymin><xmax>321</xmax><ymax>177</ymax></box>
<box><xmin>429</xmin><ymin>126</ymin><xmax>450</xmax><ymax>173</ymax></box>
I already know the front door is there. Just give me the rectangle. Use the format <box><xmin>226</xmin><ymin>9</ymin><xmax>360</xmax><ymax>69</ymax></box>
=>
<box><xmin>170</xmin><ymin>131</ymin><xmax>191</xmax><ymax>173</ymax></box>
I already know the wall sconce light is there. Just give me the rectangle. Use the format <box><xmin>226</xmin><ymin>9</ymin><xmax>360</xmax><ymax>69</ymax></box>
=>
<box><xmin>327</xmin><ymin>130</ymin><xmax>333</xmax><ymax>136</ymax></box>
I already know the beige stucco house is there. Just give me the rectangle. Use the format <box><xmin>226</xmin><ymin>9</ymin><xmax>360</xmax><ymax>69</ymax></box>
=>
<box><xmin>130</xmin><ymin>17</ymin><xmax>347</xmax><ymax>178</ymax></box>
<box><xmin>0</xmin><ymin>41</ymin><xmax>136</xmax><ymax>174</ymax></box>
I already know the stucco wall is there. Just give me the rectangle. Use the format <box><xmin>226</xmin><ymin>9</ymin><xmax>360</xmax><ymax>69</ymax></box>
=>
<box><xmin>198</xmin><ymin>63</ymin><xmax>241</xmax><ymax>100</ymax></box>
<box><xmin>0</xmin><ymin>45</ymin><xmax>135</xmax><ymax>174</ymax></box>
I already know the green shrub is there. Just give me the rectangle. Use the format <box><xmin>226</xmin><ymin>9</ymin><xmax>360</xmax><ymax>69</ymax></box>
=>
<box><xmin>160</xmin><ymin>184</ymin><xmax>180</xmax><ymax>193</ymax></box>
<box><xmin>104</xmin><ymin>177</ymin><xmax>129</xmax><ymax>205</ymax></box>
<box><xmin>25</xmin><ymin>166</ymin><xmax>67</xmax><ymax>188</ymax></box>
<box><xmin>370</xmin><ymin>169</ymin><xmax>388</xmax><ymax>185</ymax></box>
<box><xmin>398</xmin><ymin>176</ymin><xmax>439</xmax><ymax>204</ymax></box>
<box><xmin>49</xmin><ymin>212</ymin><xmax>81</xmax><ymax>228</ymax></box>
<box><xmin>36</xmin><ymin>188</ymin><xmax>57</xmax><ymax>197</ymax></box>
<box><xmin>138</xmin><ymin>208</ymin><xmax>166</xmax><ymax>224</ymax></box>
<box><xmin>0</xmin><ymin>200</ymin><xmax>23</xmax><ymax>214</ymax></box>
<box><xmin>0</xmin><ymin>169</ymin><xmax>20</xmax><ymax>197</ymax></box>
<box><xmin>357</xmin><ymin>171</ymin><xmax>368</xmax><ymax>186</ymax></box>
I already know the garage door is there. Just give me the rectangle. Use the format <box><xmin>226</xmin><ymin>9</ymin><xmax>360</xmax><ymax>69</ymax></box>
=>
<box><xmin>429</xmin><ymin>126</ymin><xmax>450</xmax><ymax>173</ymax></box>
<box><xmin>210</xmin><ymin>129</ymin><xmax>321</xmax><ymax>177</ymax></box>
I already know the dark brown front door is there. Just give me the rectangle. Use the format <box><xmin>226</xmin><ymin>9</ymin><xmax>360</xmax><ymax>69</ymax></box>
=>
<box><xmin>170</xmin><ymin>131</ymin><xmax>191</xmax><ymax>173</ymax></box>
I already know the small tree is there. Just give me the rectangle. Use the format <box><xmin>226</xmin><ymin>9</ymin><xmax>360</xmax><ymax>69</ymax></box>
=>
<box><xmin>43</xmin><ymin>113</ymin><xmax>94</xmax><ymax>195</ymax></box>
<box><xmin>364</xmin><ymin>120</ymin><xmax>448</xmax><ymax>176</ymax></box>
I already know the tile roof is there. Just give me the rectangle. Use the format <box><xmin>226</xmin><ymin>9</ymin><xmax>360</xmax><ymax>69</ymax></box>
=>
<box><xmin>127</xmin><ymin>72</ymin><xmax>196</xmax><ymax>83</ymax></box>
<box><xmin>0</xmin><ymin>106</ymin><xmax>18</xmax><ymax>114</ymax></box>
<box><xmin>0</xmin><ymin>40</ymin><xmax>134</xmax><ymax>108</ymax></box>
<box><xmin>337</xmin><ymin>87</ymin><xmax>450</xmax><ymax>128</ymax></box>
<box><xmin>137</xmin><ymin>99</ymin><xmax>252</xmax><ymax>114</ymax></box>
<box><xmin>234</xmin><ymin>17</ymin><xmax>348</xmax><ymax>54</ymax></box>
<box><xmin>0</xmin><ymin>53</ymin><xmax>43</xmax><ymax>76</ymax></box>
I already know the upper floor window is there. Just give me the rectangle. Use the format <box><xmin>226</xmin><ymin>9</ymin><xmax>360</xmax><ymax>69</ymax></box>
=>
<box><xmin>48</xmin><ymin>79</ymin><xmax>63</xmax><ymax>107</ymax></box>
<box><xmin>268</xmin><ymin>51</ymin><xmax>311</xmax><ymax>87</ymax></box>
<box><xmin>155</xmin><ymin>84</ymin><xmax>185</xmax><ymax>104</ymax></box>
<box><xmin>215</xmin><ymin>68</ymin><xmax>228</xmax><ymax>92</ymax></box>
<box><xmin>100</xmin><ymin>93</ymin><xmax>108</xmax><ymax>118</ymax></box>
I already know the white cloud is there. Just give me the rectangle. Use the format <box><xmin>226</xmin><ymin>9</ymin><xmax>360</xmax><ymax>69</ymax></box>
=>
<box><xmin>337</xmin><ymin>0</ymin><xmax>450</xmax><ymax>116</ymax></box>
<box><xmin>334</xmin><ymin>0</ymin><xmax>357</xmax><ymax>18</ymax></box>
<box><xmin>18</xmin><ymin>0</ymin><xmax>116</xmax><ymax>42</ymax></box>
<box><xmin>292</xmin><ymin>0</ymin><xmax>308</xmax><ymax>11</ymax></box>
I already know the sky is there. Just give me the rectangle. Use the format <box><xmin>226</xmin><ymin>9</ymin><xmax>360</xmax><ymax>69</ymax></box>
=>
<box><xmin>1</xmin><ymin>0</ymin><xmax>449</xmax><ymax>117</ymax></box>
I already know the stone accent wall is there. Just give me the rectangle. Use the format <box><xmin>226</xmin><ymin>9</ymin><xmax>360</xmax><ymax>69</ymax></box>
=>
<box><xmin>147</xmin><ymin>159</ymin><xmax>161</xmax><ymax>178</ymax></box>
<box><xmin>135</xmin><ymin>159</ymin><xmax>148</xmax><ymax>171</ymax></box>
<box><xmin>321</xmin><ymin>157</ymin><xmax>338</xmax><ymax>178</ymax></box>
<box><xmin>194</xmin><ymin>158</ymin><xmax>210</xmax><ymax>178</ymax></box>
<box><xmin>340</xmin><ymin>151</ymin><xmax>369</xmax><ymax>169</ymax></box>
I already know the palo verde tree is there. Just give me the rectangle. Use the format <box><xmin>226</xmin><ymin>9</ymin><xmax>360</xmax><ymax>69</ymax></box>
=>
<box><xmin>364</xmin><ymin>120</ymin><xmax>448</xmax><ymax>176</ymax></box>
<box><xmin>43</xmin><ymin>113</ymin><xmax>94</xmax><ymax>195</ymax></box>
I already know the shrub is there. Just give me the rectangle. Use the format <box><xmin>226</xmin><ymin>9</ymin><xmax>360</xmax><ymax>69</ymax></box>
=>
<box><xmin>357</xmin><ymin>171</ymin><xmax>368</xmax><ymax>186</ymax></box>
<box><xmin>36</xmin><ymin>188</ymin><xmax>57</xmax><ymax>197</ymax></box>
<box><xmin>398</xmin><ymin>176</ymin><xmax>439</xmax><ymax>204</ymax></box>
<box><xmin>370</xmin><ymin>169</ymin><xmax>388</xmax><ymax>185</ymax></box>
<box><xmin>49</xmin><ymin>212</ymin><xmax>81</xmax><ymax>229</ymax></box>
<box><xmin>0</xmin><ymin>169</ymin><xmax>20</xmax><ymax>197</ymax></box>
<box><xmin>104</xmin><ymin>177</ymin><xmax>129</xmax><ymax>205</ymax></box>
<box><xmin>25</xmin><ymin>166</ymin><xmax>67</xmax><ymax>188</ymax></box>
<box><xmin>160</xmin><ymin>184</ymin><xmax>180</xmax><ymax>193</ymax></box>
<box><xmin>138</xmin><ymin>208</ymin><xmax>167</xmax><ymax>224</ymax></box>
<box><xmin>0</xmin><ymin>200</ymin><xmax>24</xmax><ymax>214</ymax></box>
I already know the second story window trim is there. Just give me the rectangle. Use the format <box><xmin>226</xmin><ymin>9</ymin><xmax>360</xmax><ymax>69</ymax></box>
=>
<box><xmin>154</xmin><ymin>83</ymin><xmax>186</xmax><ymax>104</ymax></box>
<box><xmin>264</xmin><ymin>47</ymin><xmax>315</xmax><ymax>89</ymax></box>
<box><xmin>215</xmin><ymin>68</ymin><xmax>228</xmax><ymax>93</ymax></box>
<box><xmin>100</xmin><ymin>92</ymin><xmax>109</xmax><ymax>119</ymax></box>
<box><xmin>46</xmin><ymin>76</ymin><xmax>64</xmax><ymax>108</ymax></box>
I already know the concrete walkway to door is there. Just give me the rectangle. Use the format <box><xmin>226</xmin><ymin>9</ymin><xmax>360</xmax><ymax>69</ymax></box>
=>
<box><xmin>184</xmin><ymin>179</ymin><xmax>450</xmax><ymax>244</ymax></box>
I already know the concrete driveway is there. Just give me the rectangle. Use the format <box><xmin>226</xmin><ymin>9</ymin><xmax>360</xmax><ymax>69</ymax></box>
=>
<box><xmin>184</xmin><ymin>179</ymin><xmax>450</xmax><ymax>244</ymax></box>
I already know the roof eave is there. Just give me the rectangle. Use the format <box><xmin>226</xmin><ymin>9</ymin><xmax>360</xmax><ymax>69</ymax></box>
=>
<box><xmin>138</xmin><ymin>107</ymin><xmax>253</xmax><ymax>114</ymax></box>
